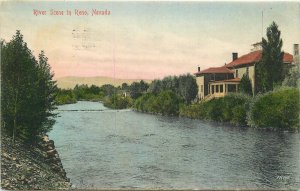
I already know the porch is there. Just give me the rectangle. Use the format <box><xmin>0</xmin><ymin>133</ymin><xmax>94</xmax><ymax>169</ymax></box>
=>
<box><xmin>207</xmin><ymin>78</ymin><xmax>240</xmax><ymax>98</ymax></box>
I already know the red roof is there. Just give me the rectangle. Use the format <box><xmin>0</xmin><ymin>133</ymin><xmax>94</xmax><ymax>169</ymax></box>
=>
<box><xmin>195</xmin><ymin>66</ymin><xmax>234</xmax><ymax>75</ymax></box>
<box><xmin>225</xmin><ymin>50</ymin><xmax>294</xmax><ymax>68</ymax></box>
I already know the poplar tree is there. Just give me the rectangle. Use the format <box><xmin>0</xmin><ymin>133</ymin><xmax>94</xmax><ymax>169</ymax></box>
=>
<box><xmin>256</xmin><ymin>21</ymin><xmax>284</xmax><ymax>93</ymax></box>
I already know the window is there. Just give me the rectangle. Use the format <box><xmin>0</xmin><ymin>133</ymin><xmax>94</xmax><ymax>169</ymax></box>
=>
<box><xmin>236</xmin><ymin>70</ymin><xmax>239</xmax><ymax>78</ymax></box>
<box><xmin>216</xmin><ymin>85</ymin><xmax>219</xmax><ymax>93</ymax></box>
<box><xmin>212</xmin><ymin>85</ymin><xmax>214</xmax><ymax>94</ymax></box>
<box><xmin>246</xmin><ymin>67</ymin><xmax>249</xmax><ymax>76</ymax></box>
<box><xmin>220</xmin><ymin>85</ymin><xmax>223</xmax><ymax>93</ymax></box>
<box><xmin>228</xmin><ymin>84</ymin><xmax>236</xmax><ymax>92</ymax></box>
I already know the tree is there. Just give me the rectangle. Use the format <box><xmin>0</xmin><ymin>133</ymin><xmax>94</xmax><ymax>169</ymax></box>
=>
<box><xmin>1</xmin><ymin>31</ymin><xmax>57</xmax><ymax>143</ymax></box>
<box><xmin>1</xmin><ymin>31</ymin><xmax>38</xmax><ymax>142</ymax></box>
<box><xmin>35</xmin><ymin>51</ymin><xmax>58</xmax><ymax>136</ymax></box>
<box><xmin>239</xmin><ymin>74</ymin><xmax>253</xmax><ymax>95</ymax></box>
<box><xmin>256</xmin><ymin>21</ymin><xmax>284</xmax><ymax>93</ymax></box>
<box><xmin>121</xmin><ymin>83</ymin><xmax>129</xmax><ymax>91</ymax></box>
<box><xmin>129</xmin><ymin>82</ymin><xmax>142</xmax><ymax>99</ymax></box>
<box><xmin>178</xmin><ymin>74</ymin><xmax>198</xmax><ymax>104</ymax></box>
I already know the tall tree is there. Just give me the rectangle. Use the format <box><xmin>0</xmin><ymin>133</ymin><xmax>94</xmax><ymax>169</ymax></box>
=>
<box><xmin>256</xmin><ymin>21</ymin><xmax>284</xmax><ymax>93</ymax></box>
<box><xmin>1</xmin><ymin>31</ymin><xmax>38</xmax><ymax>142</ymax></box>
<box><xmin>1</xmin><ymin>31</ymin><xmax>57</xmax><ymax>143</ymax></box>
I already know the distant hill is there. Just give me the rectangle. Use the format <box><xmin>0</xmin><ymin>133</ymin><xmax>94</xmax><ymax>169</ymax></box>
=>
<box><xmin>56</xmin><ymin>76</ymin><xmax>153</xmax><ymax>89</ymax></box>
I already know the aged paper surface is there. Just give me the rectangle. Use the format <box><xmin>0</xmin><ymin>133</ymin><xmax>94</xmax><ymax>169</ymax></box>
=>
<box><xmin>0</xmin><ymin>0</ymin><xmax>299</xmax><ymax>190</ymax></box>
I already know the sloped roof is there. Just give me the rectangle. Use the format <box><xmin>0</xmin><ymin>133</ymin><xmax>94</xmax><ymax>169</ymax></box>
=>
<box><xmin>225</xmin><ymin>50</ymin><xmax>294</xmax><ymax>68</ymax></box>
<box><xmin>195</xmin><ymin>66</ymin><xmax>234</xmax><ymax>75</ymax></box>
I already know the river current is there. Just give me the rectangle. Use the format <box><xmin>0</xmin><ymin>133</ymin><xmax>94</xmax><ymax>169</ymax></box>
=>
<box><xmin>49</xmin><ymin>101</ymin><xmax>300</xmax><ymax>189</ymax></box>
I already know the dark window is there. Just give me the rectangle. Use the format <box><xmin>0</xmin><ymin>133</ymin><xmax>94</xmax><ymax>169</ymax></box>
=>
<box><xmin>236</xmin><ymin>70</ymin><xmax>239</xmax><ymax>78</ymax></box>
<box><xmin>216</xmin><ymin>85</ymin><xmax>219</xmax><ymax>93</ymax></box>
<box><xmin>212</xmin><ymin>85</ymin><xmax>214</xmax><ymax>94</ymax></box>
<box><xmin>246</xmin><ymin>67</ymin><xmax>249</xmax><ymax>76</ymax></box>
<box><xmin>228</xmin><ymin>84</ymin><xmax>236</xmax><ymax>92</ymax></box>
<box><xmin>220</xmin><ymin>85</ymin><xmax>223</xmax><ymax>93</ymax></box>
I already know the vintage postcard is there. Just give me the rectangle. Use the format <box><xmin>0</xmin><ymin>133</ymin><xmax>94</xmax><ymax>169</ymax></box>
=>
<box><xmin>0</xmin><ymin>0</ymin><xmax>299</xmax><ymax>190</ymax></box>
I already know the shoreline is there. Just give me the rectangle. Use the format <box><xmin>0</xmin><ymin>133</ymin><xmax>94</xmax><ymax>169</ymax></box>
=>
<box><xmin>1</xmin><ymin>133</ymin><xmax>71</xmax><ymax>190</ymax></box>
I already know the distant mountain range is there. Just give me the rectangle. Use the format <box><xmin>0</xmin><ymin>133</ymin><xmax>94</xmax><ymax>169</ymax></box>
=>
<box><xmin>56</xmin><ymin>76</ymin><xmax>153</xmax><ymax>89</ymax></box>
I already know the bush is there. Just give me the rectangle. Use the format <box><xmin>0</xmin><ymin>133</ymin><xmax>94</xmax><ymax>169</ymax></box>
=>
<box><xmin>103</xmin><ymin>94</ymin><xmax>132</xmax><ymax>109</ymax></box>
<box><xmin>55</xmin><ymin>89</ymin><xmax>77</xmax><ymax>105</ymax></box>
<box><xmin>133</xmin><ymin>90</ymin><xmax>183</xmax><ymax>116</ymax></box>
<box><xmin>249</xmin><ymin>88</ymin><xmax>300</xmax><ymax>130</ymax></box>
<box><xmin>180</xmin><ymin>93</ymin><xmax>250</xmax><ymax>126</ymax></box>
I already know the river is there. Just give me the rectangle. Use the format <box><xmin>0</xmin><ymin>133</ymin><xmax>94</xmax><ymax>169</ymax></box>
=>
<box><xmin>48</xmin><ymin>101</ymin><xmax>300</xmax><ymax>189</ymax></box>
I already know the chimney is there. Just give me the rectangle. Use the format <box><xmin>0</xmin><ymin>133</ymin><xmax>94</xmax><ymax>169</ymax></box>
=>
<box><xmin>232</xmin><ymin>52</ymin><xmax>238</xmax><ymax>61</ymax></box>
<box><xmin>198</xmin><ymin>66</ymin><xmax>200</xmax><ymax>72</ymax></box>
<box><xmin>294</xmin><ymin>44</ymin><xmax>299</xmax><ymax>56</ymax></box>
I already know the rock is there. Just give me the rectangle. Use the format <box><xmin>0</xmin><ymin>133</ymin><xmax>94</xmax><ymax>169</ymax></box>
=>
<box><xmin>2</xmin><ymin>152</ymin><xmax>11</xmax><ymax>160</ymax></box>
<box><xmin>42</xmin><ymin>135</ymin><xmax>49</xmax><ymax>142</ymax></box>
<box><xmin>48</xmin><ymin>140</ymin><xmax>55</xmax><ymax>146</ymax></box>
<box><xmin>4</xmin><ymin>182</ymin><xmax>10</xmax><ymax>188</ymax></box>
<box><xmin>47</xmin><ymin>149</ymin><xmax>57</xmax><ymax>157</ymax></box>
<box><xmin>19</xmin><ymin>175</ymin><xmax>26</xmax><ymax>181</ymax></box>
<box><xmin>12</xmin><ymin>157</ymin><xmax>17</xmax><ymax>161</ymax></box>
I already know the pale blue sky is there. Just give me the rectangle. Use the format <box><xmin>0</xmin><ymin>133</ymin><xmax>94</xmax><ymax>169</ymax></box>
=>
<box><xmin>0</xmin><ymin>1</ymin><xmax>299</xmax><ymax>79</ymax></box>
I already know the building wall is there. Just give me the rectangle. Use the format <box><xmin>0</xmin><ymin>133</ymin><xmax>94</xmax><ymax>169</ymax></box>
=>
<box><xmin>232</xmin><ymin>65</ymin><xmax>255</xmax><ymax>94</ymax></box>
<box><xmin>196</xmin><ymin>76</ymin><xmax>205</xmax><ymax>100</ymax></box>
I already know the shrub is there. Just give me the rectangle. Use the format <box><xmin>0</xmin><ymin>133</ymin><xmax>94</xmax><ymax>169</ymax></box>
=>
<box><xmin>133</xmin><ymin>90</ymin><xmax>183</xmax><ymax>116</ymax></box>
<box><xmin>180</xmin><ymin>93</ymin><xmax>250</xmax><ymax>126</ymax></box>
<box><xmin>103</xmin><ymin>94</ymin><xmax>132</xmax><ymax>109</ymax></box>
<box><xmin>249</xmin><ymin>88</ymin><xmax>300</xmax><ymax>130</ymax></box>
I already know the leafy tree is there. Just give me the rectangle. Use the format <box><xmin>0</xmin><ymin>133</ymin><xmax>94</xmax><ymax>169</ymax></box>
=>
<box><xmin>129</xmin><ymin>81</ymin><xmax>149</xmax><ymax>99</ymax></box>
<box><xmin>101</xmin><ymin>84</ymin><xmax>116</xmax><ymax>97</ymax></box>
<box><xmin>178</xmin><ymin>74</ymin><xmax>198</xmax><ymax>104</ymax></box>
<box><xmin>256</xmin><ymin>21</ymin><xmax>284</xmax><ymax>93</ymax></box>
<box><xmin>239</xmin><ymin>74</ymin><xmax>253</xmax><ymax>95</ymax></box>
<box><xmin>121</xmin><ymin>83</ymin><xmax>129</xmax><ymax>90</ymax></box>
<box><xmin>148</xmin><ymin>80</ymin><xmax>162</xmax><ymax>94</ymax></box>
<box><xmin>1</xmin><ymin>31</ymin><xmax>57</xmax><ymax>143</ymax></box>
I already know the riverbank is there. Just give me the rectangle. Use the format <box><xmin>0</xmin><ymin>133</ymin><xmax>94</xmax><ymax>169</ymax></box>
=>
<box><xmin>1</xmin><ymin>133</ymin><xmax>71</xmax><ymax>190</ymax></box>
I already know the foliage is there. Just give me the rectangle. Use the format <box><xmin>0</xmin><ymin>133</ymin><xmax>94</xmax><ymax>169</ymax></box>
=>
<box><xmin>133</xmin><ymin>90</ymin><xmax>183</xmax><ymax>116</ymax></box>
<box><xmin>248</xmin><ymin>88</ymin><xmax>299</xmax><ymax>130</ymax></box>
<box><xmin>282</xmin><ymin>65</ymin><xmax>300</xmax><ymax>88</ymax></box>
<box><xmin>1</xmin><ymin>31</ymin><xmax>57</xmax><ymax>142</ymax></box>
<box><xmin>129</xmin><ymin>80</ymin><xmax>149</xmax><ymax>99</ymax></box>
<box><xmin>256</xmin><ymin>21</ymin><xmax>284</xmax><ymax>93</ymax></box>
<box><xmin>148</xmin><ymin>74</ymin><xmax>198</xmax><ymax>104</ymax></box>
<box><xmin>180</xmin><ymin>93</ymin><xmax>251</xmax><ymax>126</ymax></box>
<box><xmin>55</xmin><ymin>89</ymin><xmax>77</xmax><ymax>105</ymax></box>
<box><xmin>103</xmin><ymin>94</ymin><xmax>132</xmax><ymax>109</ymax></box>
<box><xmin>73</xmin><ymin>84</ymin><xmax>105</xmax><ymax>100</ymax></box>
<box><xmin>239</xmin><ymin>74</ymin><xmax>253</xmax><ymax>95</ymax></box>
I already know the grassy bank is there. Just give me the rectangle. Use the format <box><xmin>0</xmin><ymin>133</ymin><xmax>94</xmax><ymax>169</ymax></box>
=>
<box><xmin>180</xmin><ymin>88</ymin><xmax>300</xmax><ymax>130</ymax></box>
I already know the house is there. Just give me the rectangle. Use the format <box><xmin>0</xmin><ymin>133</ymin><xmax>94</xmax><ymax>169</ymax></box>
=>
<box><xmin>195</xmin><ymin>66</ymin><xmax>234</xmax><ymax>99</ymax></box>
<box><xmin>195</xmin><ymin>43</ymin><xmax>297</xmax><ymax>100</ymax></box>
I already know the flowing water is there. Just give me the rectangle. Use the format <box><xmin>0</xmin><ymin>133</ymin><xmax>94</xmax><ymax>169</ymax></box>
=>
<box><xmin>49</xmin><ymin>101</ymin><xmax>300</xmax><ymax>189</ymax></box>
